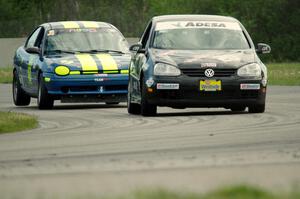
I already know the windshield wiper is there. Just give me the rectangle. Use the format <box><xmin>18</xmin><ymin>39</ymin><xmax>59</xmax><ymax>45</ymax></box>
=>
<box><xmin>46</xmin><ymin>49</ymin><xmax>76</xmax><ymax>54</ymax></box>
<box><xmin>82</xmin><ymin>49</ymin><xmax>126</xmax><ymax>54</ymax></box>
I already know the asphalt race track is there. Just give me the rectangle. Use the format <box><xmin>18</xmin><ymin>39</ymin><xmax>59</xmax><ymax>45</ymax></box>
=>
<box><xmin>0</xmin><ymin>83</ymin><xmax>300</xmax><ymax>198</ymax></box>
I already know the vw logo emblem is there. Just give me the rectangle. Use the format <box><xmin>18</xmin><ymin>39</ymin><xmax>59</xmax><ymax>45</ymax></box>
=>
<box><xmin>204</xmin><ymin>68</ymin><xmax>214</xmax><ymax>78</ymax></box>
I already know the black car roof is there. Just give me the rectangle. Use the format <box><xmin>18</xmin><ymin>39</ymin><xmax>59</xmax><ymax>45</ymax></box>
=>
<box><xmin>152</xmin><ymin>15</ymin><xmax>238</xmax><ymax>23</ymax></box>
<box><xmin>40</xmin><ymin>21</ymin><xmax>112</xmax><ymax>30</ymax></box>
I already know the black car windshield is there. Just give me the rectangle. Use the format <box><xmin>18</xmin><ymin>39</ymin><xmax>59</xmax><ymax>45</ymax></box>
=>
<box><xmin>45</xmin><ymin>28</ymin><xmax>129</xmax><ymax>54</ymax></box>
<box><xmin>152</xmin><ymin>21</ymin><xmax>250</xmax><ymax>50</ymax></box>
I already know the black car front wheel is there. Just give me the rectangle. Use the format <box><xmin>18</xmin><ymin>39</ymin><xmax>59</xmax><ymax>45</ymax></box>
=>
<box><xmin>140</xmin><ymin>78</ymin><xmax>157</xmax><ymax>116</ymax></box>
<box><xmin>12</xmin><ymin>70</ymin><xmax>31</xmax><ymax>106</ymax></box>
<box><xmin>37</xmin><ymin>73</ymin><xmax>54</xmax><ymax>109</ymax></box>
<box><xmin>127</xmin><ymin>79</ymin><xmax>141</xmax><ymax>114</ymax></box>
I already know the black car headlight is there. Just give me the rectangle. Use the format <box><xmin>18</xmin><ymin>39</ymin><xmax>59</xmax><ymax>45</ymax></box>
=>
<box><xmin>237</xmin><ymin>63</ymin><xmax>262</xmax><ymax>78</ymax></box>
<box><xmin>154</xmin><ymin>63</ymin><xmax>181</xmax><ymax>76</ymax></box>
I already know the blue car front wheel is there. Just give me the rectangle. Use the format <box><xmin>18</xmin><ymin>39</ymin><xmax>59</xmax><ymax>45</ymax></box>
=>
<box><xmin>37</xmin><ymin>73</ymin><xmax>54</xmax><ymax>110</ymax></box>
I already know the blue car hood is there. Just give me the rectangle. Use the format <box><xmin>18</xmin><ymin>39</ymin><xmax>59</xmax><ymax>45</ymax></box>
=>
<box><xmin>45</xmin><ymin>53</ymin><xmax>131</xmax><ymax>72</ymax></box>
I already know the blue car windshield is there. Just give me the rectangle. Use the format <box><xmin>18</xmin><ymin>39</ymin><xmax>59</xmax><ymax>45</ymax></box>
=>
<box><xmin>152</xmin><ymin>21</ymin><xmax>250</xmax><ymax>50</ymax></box>
<box><xmin>45</xmin><ymin>28</ymin><xmax>129</xmax><ymax>54</ymax></box>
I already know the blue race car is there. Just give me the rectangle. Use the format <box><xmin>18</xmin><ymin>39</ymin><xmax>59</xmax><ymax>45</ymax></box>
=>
<box><xmin>13</xmin><ymin>21</ymin><xmax>131</xmax><ymax>109</ymax></box>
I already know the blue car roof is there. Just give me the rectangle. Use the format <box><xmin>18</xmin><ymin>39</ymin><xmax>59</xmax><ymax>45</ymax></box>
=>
<box><xmin>41</xmin><ymin>21</ymin><xmax>113</xmax><ymax>30</ymax></box>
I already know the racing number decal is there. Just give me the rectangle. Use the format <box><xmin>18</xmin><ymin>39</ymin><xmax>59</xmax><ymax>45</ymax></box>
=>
<box><xmin>95</xmin><ymin>54</ymin><xmax>118</xmax><ymax>72</ymax></box>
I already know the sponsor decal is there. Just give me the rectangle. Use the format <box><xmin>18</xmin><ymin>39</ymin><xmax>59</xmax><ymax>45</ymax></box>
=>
<box><xmin>201</xmin><ymin>63</ymin><xmax>217</xmax><ymax>68</ymax></box>
<box><xmin>200</xmin><ymin>80</ymin><xmax>222</xmax><ymax>91</ymax></box>
<box><xmin>47</xmin><ymin>30</ymin><xmax>55</xmax><ymax>36</ymax></box>
<box><xmin>156</xmin><ymin>21</ymin><xmax>241</xmax><ymax>31</ymax></box>
<box><xmin>157</xmin><ymin>83</ymin><xmax>179</xmax><ymax>90</ymax></box>
<box><xmin>94</xmin><ymin>78</ymin><xmax>104</xmax><ymax>82</ymax></box>
<box><xmin>67</xmin><ymin>28</ymin><xmax>97</xmax><ymax>33</ymax></box>
<box><xmin>186</xmin><ymin>22</ymin><xmax>226</xmax><ymax>28</ymax></box>
<box><xmin>146</xmin><ymin>78</ymin><xmax>154</xmax><ymax>87</ymax></box>
<box><xmin>99</xmin><ymin>86</ymin><xmax>104</xmax><ymax>93</ymax></box>
<box><xmin>94</xmin><ymin>74</ymin><xmax>108</xmax><ymax>77</ymax></box>
<box><xmin>240</xmin><ymin>84</ymin><xmax>260</xmax><ymax>90</ymax></box>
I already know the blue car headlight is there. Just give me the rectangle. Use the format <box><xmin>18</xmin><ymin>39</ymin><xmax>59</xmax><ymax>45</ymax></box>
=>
<box><xmin>55</xmin><ymin>66</ymin><xmax>70</xmax><ymax>76</ymax></box>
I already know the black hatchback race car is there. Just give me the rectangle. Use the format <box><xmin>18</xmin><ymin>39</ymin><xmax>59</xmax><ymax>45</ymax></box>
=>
<box><xmin>128</xmin><ymin>15</ymin><xmax>271</xmax><ymax>116</ymax></box>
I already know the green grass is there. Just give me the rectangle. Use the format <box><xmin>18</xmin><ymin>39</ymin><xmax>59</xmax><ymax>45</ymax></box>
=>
<box><xmin>0</xmin><ymin>111</ymin><xmax>38</xmax><ymax>134</ymax></box>
<box><xmin>267</xmin><ymin>62</ymin><xmax>300</xmax><ymax>86</ymax></box>
<box><xmin>1</xmin><ymin>63</ymin><xmax>300</xmax><ymax>85</ymax></box>
<box><xmin>25</xmin><ymin>185</ymin><xmax>296</xmax><ymax>199</ymax></box>
<box><xmin>0</xmin><ymin>67</ymin><xmax>12</xmax><ymax>83</ymax></box>
<box><xmin>116</xmin><ymin>186</ymin><xmax>299</xmax><ymax>199</ymax></box>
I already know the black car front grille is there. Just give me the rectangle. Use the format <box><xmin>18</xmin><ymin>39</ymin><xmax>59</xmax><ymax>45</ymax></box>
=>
<box><xmin>181</xmin><ymin>68</ymin><xmax>236</xmax><ymax>77</ymax></box>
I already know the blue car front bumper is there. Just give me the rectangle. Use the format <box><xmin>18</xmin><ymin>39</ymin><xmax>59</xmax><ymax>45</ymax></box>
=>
<box><xmin>43</xmin><ymin>73</ymin><xmax>128</xmax><ymax>102</ymax></box>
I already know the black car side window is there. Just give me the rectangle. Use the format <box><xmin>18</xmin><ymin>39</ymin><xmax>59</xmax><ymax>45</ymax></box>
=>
<box><xmin>25</xmin><ymin>27</ymin><xmax>43</xmax><ymax>48</ymax></box>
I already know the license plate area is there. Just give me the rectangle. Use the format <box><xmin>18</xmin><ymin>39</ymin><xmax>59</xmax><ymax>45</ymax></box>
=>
<box><xmin>200</xmin><ymin>80</ymin><xmax>222</xmax><ymax>91</ymax></box>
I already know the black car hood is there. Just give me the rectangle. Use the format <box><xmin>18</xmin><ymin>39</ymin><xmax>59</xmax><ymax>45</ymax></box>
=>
<box><xmin>150</xmin><ymin>49</ymin><xmax>256</xmax><ymax>69</ymax></box>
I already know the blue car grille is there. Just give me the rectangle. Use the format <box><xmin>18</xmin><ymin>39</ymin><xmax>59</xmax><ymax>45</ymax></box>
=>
<box><xmin>61</xmin><ymin>85</ymin><xmax>127</xmax><ymax>93</ymax></box>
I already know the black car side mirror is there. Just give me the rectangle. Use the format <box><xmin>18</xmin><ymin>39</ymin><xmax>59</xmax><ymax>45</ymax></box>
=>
<box><xmin>256</xmin><ymin>43</ymin><xmax>271</xmax><ymax>54</ymax></box>
<box><xmin>129</xmin><ymin>43</ymin><xmax>146</xmax><ymax>54</ymax></box>
<box><xmin>26</xmin><ymin>47</ymin><xmax>40</xmax><ymax>54</ymax></box>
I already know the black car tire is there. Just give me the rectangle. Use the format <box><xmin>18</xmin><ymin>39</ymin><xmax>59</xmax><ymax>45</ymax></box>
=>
<box><xmin>248</xmin><ymin>104</ymin><xmax>265</xmax><ymax>113</ymax></box>
<box><xmin>37</xmin><ymin>73</ymin><xmax>54</xmax><ymax>109</ymax></box>
<box><xmin>12</xmin><ymin>70</ymin><xmax>31</xmax><ymax>106</ymax></box>
<box><xmin>141</xmin><ymin>78</ymin><xmax>157</xmax><ymax>116</ymax></box>
<box><xmin>127</xmin><ymin>80</ymin><xmax>141</xmax><ymax>114</ymax></box>
<box><xmin>230</xmin><ymin>106</ymin><xmax>246</xmax><ymax>112</ymax></box>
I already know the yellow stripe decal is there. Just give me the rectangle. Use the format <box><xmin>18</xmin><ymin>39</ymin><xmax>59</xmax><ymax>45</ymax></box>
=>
<box><xmin>121</xmin><ymin>69</ymin><xmax>129</xmax><ymax>74</ymax></box>
<box><xmin>81</xmin><ymin>21</ymin><xmax>99</xmax><ymax>28</ymax></box>
<box><xmin>82</xmin><ymin>71</ymin><xmax>98</xmax><ymax>74</ymax></box>
<box><xmin>61</xmin><ymin>22</ymin><xmax>80</xmax><ymax>29</ymax></box>
<box><xmin>96</xmin><ymin>54</ymin><xmax>118</xmax><ymax>72</ymax></box>
<box><xmin>104</xmin><ymin>70</ymin><xmax>119</xmax><ymax>74</ymax></box>
<box><xmin>28</xmin><ymin>56</ymin><xmax>34</xmax><ymax>84</ymax></box>
<box><xmin>69</xmin><ymin>71</ymin><xmax>80</xmax><ymax>75</ymax></box>
<box><xmin>75</xmin><ymin>54</ymin><xmax>98</xmax><ymax>71</ymax></box>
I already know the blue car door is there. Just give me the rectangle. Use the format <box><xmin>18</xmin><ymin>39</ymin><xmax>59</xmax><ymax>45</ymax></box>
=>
<box><xmin>21</xmin><ymin>27</ymin><xmax>44</xmax><ymax>94</ymax></box>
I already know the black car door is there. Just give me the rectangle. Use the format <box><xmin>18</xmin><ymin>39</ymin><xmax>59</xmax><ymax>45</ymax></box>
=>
<box><xmin>131</xmin><ymin>22</ymin><xmax>153</xmax><ymax>98</ymax></box>
<box><xmin>21</xmin><ymin>26</ymin><xmax>44</xmax><ymax>94</ymax></box>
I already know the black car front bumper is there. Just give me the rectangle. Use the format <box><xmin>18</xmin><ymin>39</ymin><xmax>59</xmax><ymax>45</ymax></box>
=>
<box><xmin>145</xmin><ymin>76</ymin><xmax>266</xmax><ymax>108</ymax></box>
